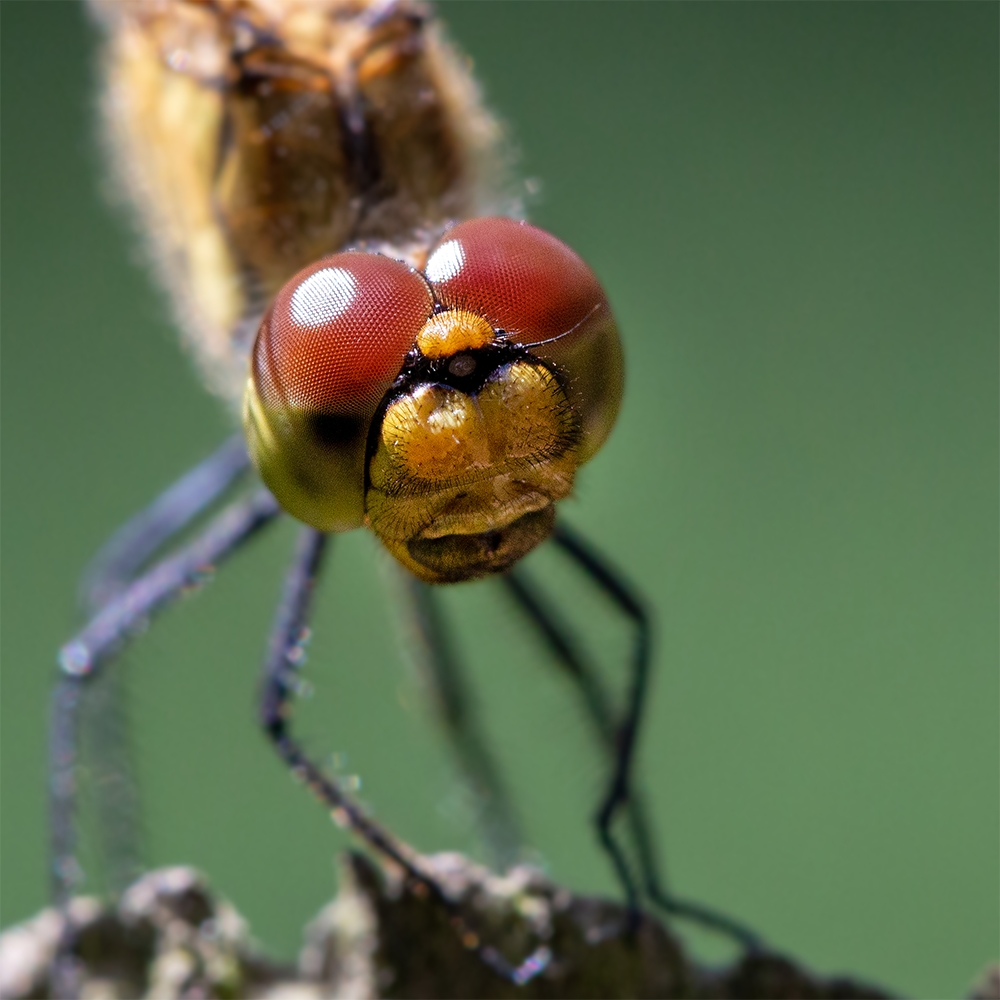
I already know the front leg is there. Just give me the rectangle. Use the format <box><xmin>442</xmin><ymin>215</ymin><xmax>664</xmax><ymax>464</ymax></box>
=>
<box><xmin>506</xmin><ymin>520</ymin><xmax>764</xmax><ymax>952</ymax></box>
<box><xmin>258</xmin><ymin>527</ymin><xmax>552</xmax><ymax>987</ymax></box>
<box><xmin>49</xmin><ymin>489</ymin><xmax>283</xmax><ymax>997</ymax></box>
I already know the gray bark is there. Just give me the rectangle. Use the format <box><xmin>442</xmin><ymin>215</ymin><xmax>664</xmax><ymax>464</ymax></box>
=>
<box><xmin>0</xmin><ymin>856</ymin><xmax>994</xmax><ymax>1000</ymax></box>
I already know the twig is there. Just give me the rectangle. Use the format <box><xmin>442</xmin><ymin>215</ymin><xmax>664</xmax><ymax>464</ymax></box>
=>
<box><xmin>0</xmin><ymin>855</ymin><xmax>993</xmax><ymax>1000</ymax></box>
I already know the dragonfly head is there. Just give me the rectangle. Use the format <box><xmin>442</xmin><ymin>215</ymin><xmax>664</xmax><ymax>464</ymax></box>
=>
<box><xmin>243</xmin><ymin>217</ymin><xmax>623</xmax><ymax>583</ymax></box>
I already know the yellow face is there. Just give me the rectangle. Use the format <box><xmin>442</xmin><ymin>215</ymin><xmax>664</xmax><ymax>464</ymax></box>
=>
<box><xmin>366</xmin><ymin>340</ymin><xmax>582</xmax><ymax>581</ymax></box>
<box><xmin>244</xmin><ymin>217</ymin><xmax>624</xmax><ymax>584</ymax></box>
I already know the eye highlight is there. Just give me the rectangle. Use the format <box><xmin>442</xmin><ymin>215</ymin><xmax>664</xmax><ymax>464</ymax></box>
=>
<box><xmin>426</xmin><ymin>217</ymin><xmax>607</xmax><ymax>345</ymax></box>
<box><xmin>424</xmin><ymin>239</ymin><xmax>465</xmax><ymax>283</ymax></box>
<box><xmin>253</xmin><ymin>252</ymin><xmax>433</xmax><ymax>416</ymax></box>
<box><xmin>289</xmin><ymin>266</ymin><xmax>358</xmax><ymax>327</ymax></box>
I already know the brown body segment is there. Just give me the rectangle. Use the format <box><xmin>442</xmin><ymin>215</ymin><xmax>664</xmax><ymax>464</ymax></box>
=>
<box><xmin>90</xmin><ymin>0</ymin><xmax>512</xmax><ymax>403</ymax></box>
<box><xmin>94</xmin><ymin>0</ymin><xmax>623</xmax><ymax>581</ymax></box>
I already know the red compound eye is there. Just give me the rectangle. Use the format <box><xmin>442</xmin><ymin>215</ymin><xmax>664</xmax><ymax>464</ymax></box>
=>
<box><xmin>253</xmin><ymin>253</ymin><xmax>433</xmax><ymax>415</ymax></box>
<box><xmin>424</xmin><ymin>217</ymin><xmax>606</xmax><ymax>345</ymax></box>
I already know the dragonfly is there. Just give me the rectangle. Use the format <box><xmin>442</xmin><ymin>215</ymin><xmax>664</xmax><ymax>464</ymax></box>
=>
<box><xmin>49</xmin><ymin>0</ymin><xmax>763</xmax><ymax>987</ymax></box>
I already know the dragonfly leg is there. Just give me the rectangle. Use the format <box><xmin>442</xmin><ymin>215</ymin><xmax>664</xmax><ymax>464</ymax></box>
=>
<box><xmin>73</xmin><ymin>436</ymin><xmax>252</xmax><ymax>899</ymax></box>
<box><xmin>50</xmin><ymin>489</ymin><xmax>282</xmax><ymax>997</ymax></box>
<box><xmin>546</xmin><ymin>521</ymin><xmax>647</xmax><ymax>932</ymax></box>
<box><xmin>259</xmin><ymin>528</ymin><xmax>551</xmax><ymax>986</ymax></box>
<box><xmin>81</xmin><ymin>434</ymin><xmax>250</xmax><ymax>612</ymax></box>
<box><xmin>402</xmin><ymin>576</ymin><xmax>523</xmax><ymax>869</ymax></box>
<box><xmin>506</xmin><ymin>521</ymin><xmax>764</xmax><ymax>952</ymax></box>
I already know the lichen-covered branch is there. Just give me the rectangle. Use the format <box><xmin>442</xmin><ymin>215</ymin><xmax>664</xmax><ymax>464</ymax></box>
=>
<box><xmin>0</xmin><ymin>855</ymin><xmax>994</xmax><ymax>1000</ymax></box>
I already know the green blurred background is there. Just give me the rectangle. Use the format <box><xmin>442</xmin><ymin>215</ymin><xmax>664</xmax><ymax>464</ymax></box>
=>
<box><xmin>2</xmin><ymin>3</ymin><xmax>996</xmax><ymax>996</ymax></box>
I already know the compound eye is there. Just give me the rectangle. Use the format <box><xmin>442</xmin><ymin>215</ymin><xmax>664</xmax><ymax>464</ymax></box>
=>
<box><xmin>253</xmin><ymin>252</ymin><xmax>433</xmax><ymax>416</ymax></box>
<box><xmin>424</xmin><ymin>217</ymin><xmax>606</xmax><ymax>345</ymax></box>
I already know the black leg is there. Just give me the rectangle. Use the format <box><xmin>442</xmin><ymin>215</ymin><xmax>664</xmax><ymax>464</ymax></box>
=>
<box><xmin>259</xmin><ymin>528</ymin><xmax>551</xmax><ymax>986</ymax></box>
<box><xmin>81</xmin><ymin>434</ymin><xmax>250</xmax><ymax>613</ymax></box>
<box><xmin>50</xmin><ymin>488</ymin><xmax>282</xmax><ymax>998</ymax></box>
<box><xmin>51</xmin><ymin>488</ymin><xmax>282</xmax><ymax>907</ymax></box>
<box><xmin>403</xmin><ymin>575</ymin><xmax>523</xmax><ymax>868</ymax></box>
<box><xmin>548</xmin><ymin>521</ymin><xmax>648</xmax><ymax>931</ymax></box>
<box><xmin>76</xmin><ymin>652</ymin><xmax>145</xmax><ymax>896</ymax></box>
<box><xmin>506</xmin><ymin>520</ymin><xmax>763</xmax><ymax>951</ymax></box>
<box><xmin>63</xmin><ymin>438</ymin><xmax>251</xmax><ymax>905</ymax></box>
